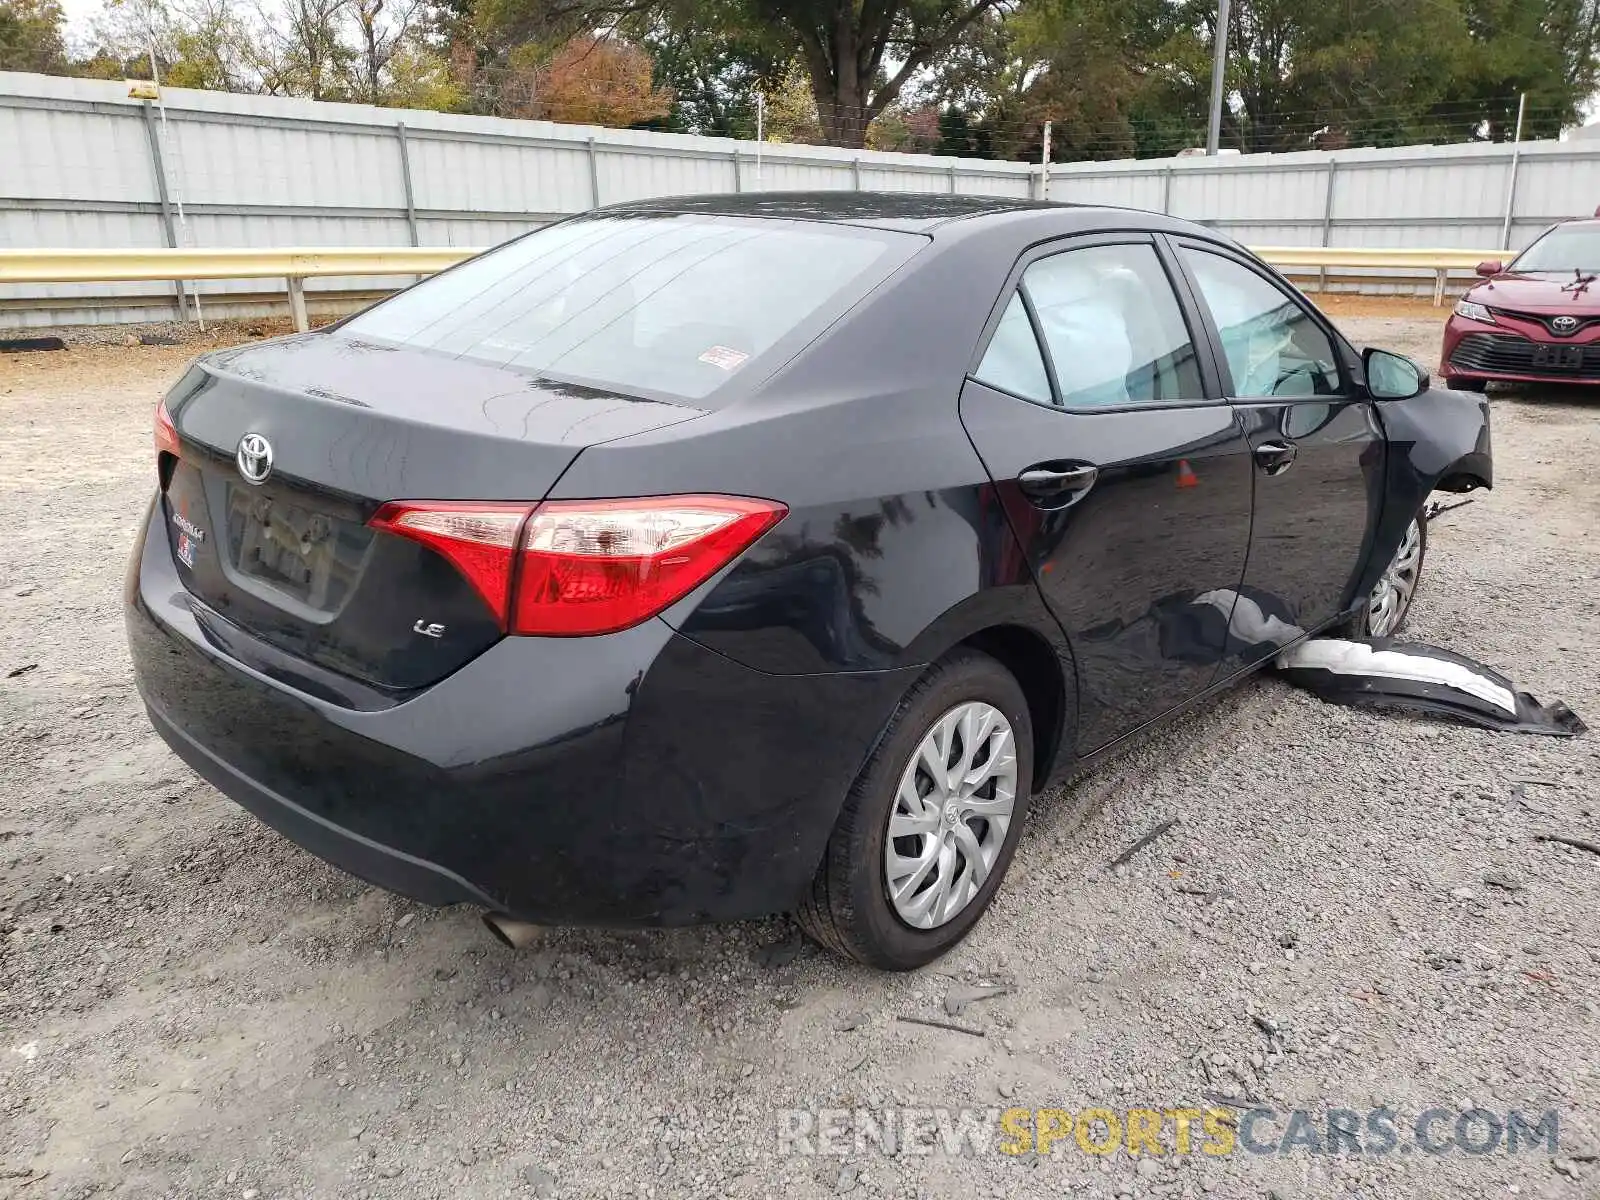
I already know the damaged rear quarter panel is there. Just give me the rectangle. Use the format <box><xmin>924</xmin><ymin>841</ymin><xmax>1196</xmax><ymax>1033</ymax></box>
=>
<box><xmin>1360</xmin><ymin>387</ymin><xmax>1493</xmax><ymax>598</ymax></box>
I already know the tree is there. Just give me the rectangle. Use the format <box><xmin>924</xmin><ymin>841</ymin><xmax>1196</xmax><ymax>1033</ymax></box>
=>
<box><xmin>911</xmin><ymin>7</ymin><xmax>1032</xmax><ymax>156</ymax></box>
<box><xmin>748</xmin><ymin>0</ymin><xmax>1017</xmax><ymax>146</ymax></box>
<box><xmin>479</xmin><ymin>0</ymin><xmax>1019</xmax><ymax>146</ymax></box>
<box><xmin>0</xmin><ymin>0</ymin><xmax>67</xmax><ymax>72</ymax></box>
<box><xmin>1217</xmin><ymin>0</ymin><xmax>1470</xmax><ymax>152</ymax></box>
<box><xmin>80</xmin><ymin>0</ymin><xmax>262</xmax><ymax>91</ymax></box>
<box><xmin>1150</xmin><ymin>0</ymin><xmax>1573</xmax><ymax>153</ymax></box>
<box><xmin>1451</xmin><ymin>0</ymin><xmax>1600</xmax><ymax>140</ymax></box>
<box><xmin>382</xmin><ymin>41</ymin><xmax>465</xmax><ymax>107</ymax></box>
<box><xmin>79</xmin><ymin>0</ymin><xmax>445</xmax><ymax>104</ymax></box>
<box><xmin>632</xmin><ymin>0</ymin><xmax>787</xmax><ymax>136</ymax></box>
<box><xmin>495</xmin><ymin>33</ymin><xmax>671</xmax><ymax>125</ymax></box>
<box><xmin>866</xmin><ymin>99</ymin><xmax>940</xmax><ymax>151</ymax></box>
<box><xmin>257</xmin><ymin>0</ymin><xmax>356</xmax><ymax>99</ymax></box>
<box><xmin>935</xmin><ymin>105</ymin><xmax>996</xmax><ymax>157</ymax></box>
<box><xmin>758</xmin><ymin>56</ymin><xmax>818</xmax><ymax>140</ymax></box>
<box><xmin>167</xmin><ymin>0</ymin><xmax>258</xmax><ymax>89</ymax></box>
<box><xmin>348</xmin><ymin>0</ymin><xmax>427</xmax><ymax>104</ymax></box>
<box><xmin>11</xmin><ymin>0</ymin><xmax>1597</xmax><ymax>155</ymax></box>
<box><xmin>1004</xmin><ymin>0</ymin><xmax>1180</xmax><ymax>159</ymax></box>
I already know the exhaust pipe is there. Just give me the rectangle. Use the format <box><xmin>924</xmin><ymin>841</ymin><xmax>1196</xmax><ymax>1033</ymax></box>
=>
<box><xmin>482</xmin><ymin>911</ymin><xmax>542</xmax><ymax>950</ymax></box>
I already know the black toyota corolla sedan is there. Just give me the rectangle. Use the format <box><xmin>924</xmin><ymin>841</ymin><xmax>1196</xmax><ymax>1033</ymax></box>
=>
<box><xmin>128</xmin><ymin>193</ymin><xmax>1492</xmax><ymax>969</ymax></box>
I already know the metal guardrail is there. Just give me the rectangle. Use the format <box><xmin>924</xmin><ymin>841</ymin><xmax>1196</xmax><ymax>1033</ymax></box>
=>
<box><xmin>1253</xmin><ymin>245</ymin><xmax>1504</xmax><ymax>305</ymax></box>
<box><xmin>0</xmin><ymin>247</ymin><xmax>481</xmax><ymax>282</ymax></box>
<box><xmin>1253</xmin><ymin>246</ymin><xmax>1497</xmax><ymax>269</ymax></box>
<box><xmin>0</xmin><ymin>243</ymin><xmax>1504</xmax><ymax>331</ymax></box>
<box><xmin>0</xmin><ymin>247</ymin><xmax>483</xmax><ymax>331</ymax></box>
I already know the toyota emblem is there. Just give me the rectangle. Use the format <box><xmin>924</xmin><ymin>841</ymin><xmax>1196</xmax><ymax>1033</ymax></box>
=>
<box><xmin>236</xmin><ymin>432</ymin><xmax>273</xmax><ymax>484</ymax></box>
<box><xmin>1551</xmin><ymin>315</ymin><xmax>1579</xmax><ymax>334</ymax></box>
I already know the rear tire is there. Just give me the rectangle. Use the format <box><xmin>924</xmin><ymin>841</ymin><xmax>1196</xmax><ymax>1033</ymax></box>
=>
<box><xmin>796</xmin><ymin>648</ymin><xmax>1034</xmax><ymax>970</ymax></box>
<box><xmin>1446</xmin><ymin>377</ymin><xmax>1487</xmax><ymax>392</ymax></box>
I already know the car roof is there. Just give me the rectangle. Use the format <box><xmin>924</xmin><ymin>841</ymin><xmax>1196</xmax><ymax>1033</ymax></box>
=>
<box><xmin>601</xmin><ymin>190</ymin><xmax>1103</xmax><ymax>234</ymax></box>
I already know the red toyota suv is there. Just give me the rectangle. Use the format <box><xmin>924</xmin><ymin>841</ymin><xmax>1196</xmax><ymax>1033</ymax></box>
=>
<box><xmin>1441</xmin><ymin>217</ymin><xmax>1600</xmax><ymax>390</ymax></box>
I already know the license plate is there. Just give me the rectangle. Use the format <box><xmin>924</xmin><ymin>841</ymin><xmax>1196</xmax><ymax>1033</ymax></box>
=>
<box><xmin>226</xmin><ymin>486</ymin><xmax>365</xmax><ymax>609</ymax></box>
<box><xmin>1531</xmin><ymin>344</ymin><xmax>1583</xmax><ymax>370</ymax></box>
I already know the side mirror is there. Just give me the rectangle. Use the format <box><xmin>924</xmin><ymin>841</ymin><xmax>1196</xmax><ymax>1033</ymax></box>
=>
<box><xmin>1475</xmin><ymin>260</ymin><xmax>1503</xmax><ymax>277</ymax></box>
<box><xmin>1364</xmin><ymin>347</ymin><xmax>1429</xmax><ymax>400</ymax></box>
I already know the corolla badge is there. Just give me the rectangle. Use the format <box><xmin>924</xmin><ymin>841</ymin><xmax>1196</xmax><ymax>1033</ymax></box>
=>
<box><xmin>1551</xmin><ymin>315</ymin><xmax>1579</xmax><ymax>334</ymax></box>
<box><xmin>170</xmin><ymin>510</ymin><xmax>205</xmax><ymax>543</ymax></box>
<box><xmin>236</xmin><ymin>432</ymin><xmax>273</xmax><ymax>484</ymax></box>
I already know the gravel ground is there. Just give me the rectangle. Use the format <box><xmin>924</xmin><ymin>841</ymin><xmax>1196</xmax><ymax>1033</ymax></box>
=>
<box><xmin>2</xmin><ymin>317</ymin><xmax>1598</xmax><ymax>1200</ymax></box>
<box><xmin>2</xmin><ymin>317</ymin><xmax>321</xmax><ymax>351</ymax></box>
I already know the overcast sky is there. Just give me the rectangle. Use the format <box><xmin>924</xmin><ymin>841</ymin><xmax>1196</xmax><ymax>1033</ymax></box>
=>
<box><xmin>58</xmin><ymin>0</ymin><xmax>102</xmax><ymax>48</ymax></box>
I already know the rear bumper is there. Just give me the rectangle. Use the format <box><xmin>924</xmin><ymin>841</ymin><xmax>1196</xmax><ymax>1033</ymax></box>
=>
<box><xmin>127</xmin><ymin>497</ymin><xmax>919</xmax><ymax>925</ymax></box>
<box><xmin>144</xmin><ymin>697</ymin><xmax>500</xmax><ymax>908</ymax></box>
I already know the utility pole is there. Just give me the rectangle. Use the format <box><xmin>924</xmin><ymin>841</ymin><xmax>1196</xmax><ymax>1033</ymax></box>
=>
<box><xmin>1206</xmin><ymin>0</ymin><xmax>1231</xmax><ymax>155</ymax></box>
<box><xmin>1498</xmin><ymin>92</ymin><xmax>1527</xmax><ymax>250</ymax></box>
<box><xmin>147</xmin><ymin>35</ymin><xmax>204</xmax><ymax>328</ymax></box>
<box><xmin>755</xmin><ymin>92</ymin><xmax>765</xmax><ymax>189</ymax></box>
<box><xmin>1041</xmin><ymin>120</ymin><xmax>1051</xmax><ymax>200</ymax></box>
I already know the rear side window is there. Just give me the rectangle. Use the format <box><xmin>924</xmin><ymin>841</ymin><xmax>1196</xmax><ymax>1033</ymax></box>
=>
<box><xmin>974</xmin><ymin>242</ymin><xmax>1205</xmax><ymax>410</ymax></box>
<box><xmin>343</xmin><ymin>214</ymin><xmax>919</xmax><ymax>401</ymax></box>
<box><xmin>973</xmin><ymin>294</ymin><xmax>1051</xmax><ymax>402</ymax></box>
<box><xmin>1024</xmin><ymin>243</ymin><xmax>1204</xmax><ymax>408</ymax></box>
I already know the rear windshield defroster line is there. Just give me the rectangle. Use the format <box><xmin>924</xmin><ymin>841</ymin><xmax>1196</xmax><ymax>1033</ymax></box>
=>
<box><xmin>343</xmin><ymin>213</ymin><xmax>923</xmax><ymax>403</ymax></box>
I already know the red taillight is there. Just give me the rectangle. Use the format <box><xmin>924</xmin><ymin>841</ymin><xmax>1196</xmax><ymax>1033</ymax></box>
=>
<box><xmin>368</xmin><ymin>502</ymin><xmax>529</xmax><ymax>624</ymax></box>
<box><xmin>513</xmin><ymin>496</ymin><xmax>786</xmax><ymax>635</ymax></box>
<box><xmin>369</xmin><ymin>495</ymin><xmax>786</xmax><ymax>636</ymax></box>
<box><xmin>155</xmin><ymin>399</ymin><xmax>180</xmax><ymax>460</ymax></box>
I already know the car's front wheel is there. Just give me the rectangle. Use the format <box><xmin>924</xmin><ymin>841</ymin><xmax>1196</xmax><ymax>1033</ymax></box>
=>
<box><xmin>797</xmin><ymin>648</ymin><xmax>1033</xmax><ymax>970</ymax></box>
<box><xmin>1362</xmin><ymin>515</ymin><xmax>1428</xmax><ymax>636</ymax></box>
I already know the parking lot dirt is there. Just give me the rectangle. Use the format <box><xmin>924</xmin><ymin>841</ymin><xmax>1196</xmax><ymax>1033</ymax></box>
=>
<box><xmin>2</xmin><ymin>318</ymin><xmax>1598</xmax><ymax>1200</ymax></box>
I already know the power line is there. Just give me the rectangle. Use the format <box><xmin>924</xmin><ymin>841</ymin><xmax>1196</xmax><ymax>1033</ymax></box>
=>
<box><xmin>700</xmin><ymin>97</ymin><xmax>1565</xmax><ymax>152</ymax></box>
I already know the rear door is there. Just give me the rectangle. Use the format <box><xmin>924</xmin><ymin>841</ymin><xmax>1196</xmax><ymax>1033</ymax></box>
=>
<box><xmin>1170</xmin><ymin>241</ymin><xmax>1384</xmax><ymax>668</ymax></box>
<box><xmin>958</xmin><ymin>233</ymin><xmax>1256</xmax><ymax>754</ymax></box>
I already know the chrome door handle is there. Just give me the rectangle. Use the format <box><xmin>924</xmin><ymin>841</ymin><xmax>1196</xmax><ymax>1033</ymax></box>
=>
<box><xmin>1253</xmin><ymin>441</ymin><xmax>1298</xmax><ymax>476</ymax></box>
<box><xmin>1018</xmin><ymin>463</ymin><xmax>1099</xmax><ymax>507</ymax></box>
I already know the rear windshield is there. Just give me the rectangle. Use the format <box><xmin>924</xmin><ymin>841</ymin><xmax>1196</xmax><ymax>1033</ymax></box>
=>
<box><xmin>343</xmin><ymin>213</ymin><xmax>920</xmax><ymax>401</ymax></box>
<box><xmin>1511</xmin><ymin>225</ymin><xmax>1600</xmax><ymax>272</ymax></box>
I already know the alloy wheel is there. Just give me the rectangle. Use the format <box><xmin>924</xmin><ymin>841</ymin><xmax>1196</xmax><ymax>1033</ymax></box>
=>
<box><xmin>1367</xmin><ymin>518</ymin><xmax>1423</xmax><ymax>637</ymax></box>
<box><xmin>883</xmin><ymin>701</ymin><xmax>1018</xmax><ymax>930</ymax></box>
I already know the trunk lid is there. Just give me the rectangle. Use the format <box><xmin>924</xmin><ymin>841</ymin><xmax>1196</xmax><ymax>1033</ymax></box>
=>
<box><xmin>160</xmin><ymin>332</ymin><xmax>705</xmax><ymax>693</ymax></box>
